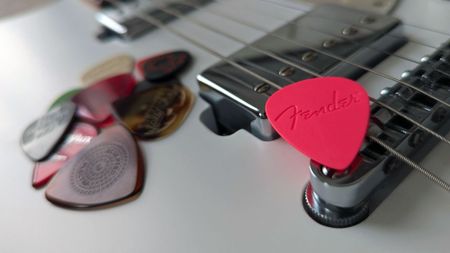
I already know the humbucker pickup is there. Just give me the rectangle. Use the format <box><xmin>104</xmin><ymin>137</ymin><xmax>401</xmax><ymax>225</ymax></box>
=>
<box><xmin>197</xmin><ymin>4</ymin><xmax>407</xmax><ymax>140</ymax></box>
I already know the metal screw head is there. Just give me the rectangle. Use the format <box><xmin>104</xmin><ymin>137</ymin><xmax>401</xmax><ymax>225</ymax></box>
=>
<box><xmin>380</xmin><ymin>87</ymin><xmax>391</xmax><ymax>96</ymax></box>
<box><xmin>408</xmin><ymin>130</ymin><xmax>426</xmax><ymax>148</ymax></box>
<box><xmin>322</xmin><ymin>39</ymin><xmax>337</xmax><ymax>49</ymax></box>
<box><xmin>342</xmin><ymin>27</ymin><xmax>358</xmax><ymax>36</ymax></box>
<box><xmin>431</xmin><ymin>107</ymin><xmax>448</xmax><ymax>123</ymax></box>
<box><xmin>254</xmin><ymin>83</ymin><xmax>270</xmax><ymax>93</ymax></box>
<box><xmin>360</xmin><ymin>16</ymin><xmax>376</xmax><ymax>25</ymax></box>
<box><xmin>420</xmin><ymin>56</ymin><xmax>430</xmax><ymax>63</ymax></box>
<box><xmin>401</xmin><ymin>71</ymin><xmax>411</xmax><ymax>79</ymax></box>
<box><xmin>278</xmin><ymin>66</ymin><xmax>296</xmax><ymax>77</ymax></box>
<box><xmin>383</xmin><ymin>157</ymin><xmax>400</xmax><ymax>175</ymax></box>
<box><xmin>301</xmin><ymin>51</ymin><xmax>318</xmax><ymax>62</ymax></box>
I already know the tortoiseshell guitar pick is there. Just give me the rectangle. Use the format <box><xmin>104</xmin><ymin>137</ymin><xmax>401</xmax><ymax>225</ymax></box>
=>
<box><xmin>21</xmin><ymin>102</ymin><xmax>77</xmax><ymax>161</ymax></box>
<box><xmin>112</xmin><ymin>82</ymin><xmax>194</xmax><ymax>139</ymax></box>
<box><xmin>81</xmin><ymin>54</ymin><xmax>135</xmax><ymax>87</ymax></box>
<box><xmin>72</xmin><ymin>73</ymin><xmax>136</xmax><ymax>125</ymax></box>
<box><xmin>137</xmin><ymin>51</ymin><xmax>191</xmax><ymax>82</ymax></box>
<box><xmin>32</xmin><ymin>122</ymin><xmax>98</xmax><ymax>188</ymax></box>
<box><xmin>45</xmin><ymin>125</ymin><xmax>144</xmax><ymax>209</ymax></box>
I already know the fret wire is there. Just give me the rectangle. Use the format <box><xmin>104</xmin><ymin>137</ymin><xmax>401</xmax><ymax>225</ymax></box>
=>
<box><xmin>182</xmin><ymin>0</ymin><xmax>450</xmax><ymax>82</ymax></box>
<box><xmin>104</xmin><ymin>0</ymin><xmax>450</xmax><ymax>192</ymax></box>
<box><xmin>257</xmin><ymin>0</ymin><xmax>447</xmax><ymax>51</ymax></box>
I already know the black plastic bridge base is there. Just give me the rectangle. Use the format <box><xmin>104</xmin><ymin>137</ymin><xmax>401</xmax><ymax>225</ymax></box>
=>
<box><xmin>302</xmin><ymin>183</ymin><xmax>370</xmax><ymax>228</ymax></box>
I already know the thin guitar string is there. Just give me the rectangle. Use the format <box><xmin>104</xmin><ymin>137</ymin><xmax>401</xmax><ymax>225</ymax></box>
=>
<box><xmin>158</xmin><ymin>3</ymin><xmax>450</xmax><ymax>146</ymax></box>
<box><xmin>258</xmin><ymin>0</ymin><xmax>450</xmax><ymax>49</ymax></box>
<box><xmin>175</xmin><ymin>1</ymin><xmax>450</xmax><ymax>148</ymax></box>
<box><xmin>185</xmin><ymin>0</ymin><xmax>450</xmax><ymax>80</ymax></box>
<box><xmin>104</xmin><ymin>0</ymin><xmax>450</xmax><ymax>192</ymax></box>
<box><xmin>173</xmin><ymin>1</ymin><xmax>450</xmax><ymax>109</ymax></box>
<box><xmin>264</xmin><ymin>0</ymin><xmax>450</xmax><ymax>37</ymax></box>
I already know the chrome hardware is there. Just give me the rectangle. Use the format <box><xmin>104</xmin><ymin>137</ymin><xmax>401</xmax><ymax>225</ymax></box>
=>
<box><xmin>342</xmin><ymin>27</ymin><xmax>359</xmax><ymax>36</ymax></box>
<box><xmin>254</xmin><ymin>83</ymin><xmax>271</xmax><ymax>93</ymax></box>
<box><xmin>401</xmin><ymin>71</ymin><xmax>411</xmax><ymax>78</ymax></box>
<box><xmin>278</xmin><ymin>66</ymin><xmax>296</xmax><ymax>77</ymax></box>
<box><xmin>322</xmin><ymin>39</ymin><xmax>337</xmax><ymax>49</ymax></box>
<box><xmin>421</xmin><ymin>55</ymin><xmax>430</xmax><ymax>63</ymax></box>
<box><xmin>301</xmin><ymin>51</ymin><xmax>318</xmax><ymax>62</ymax></box>
<box><xmin>380</xmin><ymin>87</ymin><xmax>391</xmax><ymax>95</ymax></box>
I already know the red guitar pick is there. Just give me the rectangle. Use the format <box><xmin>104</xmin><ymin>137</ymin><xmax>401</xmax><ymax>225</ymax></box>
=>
<box><xmin>72</xmin><ymin>74</ymin><xmax>136</xmax><ymax>126</ymax></box>
<box><xmin>266</xmin><ymin>77</ymin><xmax>370</xmax><ymax>171</ymax></box>
<box><xmin>32</xmin><ymin>122</ymin><xmax>98</xmax><ymax>188</ymax></box>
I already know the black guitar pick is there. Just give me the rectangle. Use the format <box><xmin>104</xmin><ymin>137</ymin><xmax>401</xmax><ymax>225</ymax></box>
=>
<box><xmin>21</xmin><ymin>102</ymin><xmax>77</xmax><ymax>161</ymax></box>
<box><xmin>137</xmin><ymin>51</ymin><xmax>191</xmax><ymax>82</ymax></box>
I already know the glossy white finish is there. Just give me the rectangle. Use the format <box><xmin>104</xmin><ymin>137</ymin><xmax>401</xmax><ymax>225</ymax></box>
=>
<box><xmin>0</xmin><ymin>0</ymin><xmax>449</xmax><ymax>252</ymax></box>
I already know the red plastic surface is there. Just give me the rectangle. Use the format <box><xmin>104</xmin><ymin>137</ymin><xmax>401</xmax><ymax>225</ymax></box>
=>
<box><xmin>266</xmin><ymin>77</ymin><xmax>370</xmax><ymax>170</ymax></box>
<box><xmin>72</xmin><ymin>74</ymin><xmax>136</xmax><ymax>125</ymax></box>
<box><xmin>32</xmin><ymin>122</ymin><xmax>98</xmax><ymax>188</ymax></box>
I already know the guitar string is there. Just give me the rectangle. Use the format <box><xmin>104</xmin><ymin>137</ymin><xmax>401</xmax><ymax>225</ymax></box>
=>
<box><xmin>104</xmin><ymin>0</ymin><xmax>450</xmax><ymax>192</ymax></box>
<box><xmin>258</xmin><ymin>0</ymin><xmax>450</xmax><ymax>48</ymax></box>
<box><xmin>172</xmin><ymin>1</ymin><xmax>450</xmax><ymax>147</ymax></box>
<box><xmin>217</xmin><ymin>1</ymin><xmax>450</xmax><ymax>108</ymax></box>
<box><xmin>166</xmin><ymin>1</ymin><xmax>450</xmax><ymax>146</ymax></box>
<box><xmin>157</xmin><ymin>4</ymin><xmax>450</xmax><ymax>146</ymax></box>
<box><xmin>263</xmin><ymin>0</ymin><xmax>450</xmax><ymax>38</ymax></box>
<box><xmin>182</xmin><ymin>0</ymin><xmax>450</xmax><ymax>80</ymax></box>
<box><xmin>164</xmin><ymin>1</ymin><xmax>450</xmax><ymax>109</ymax></box>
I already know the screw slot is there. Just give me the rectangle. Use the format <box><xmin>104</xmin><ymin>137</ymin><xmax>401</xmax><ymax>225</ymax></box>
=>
<box><xmin>301</xmin><ymin>51</ymin><xmax>317</xmax><ymax>62</ymax></box>
<box><xmin>278</xmin><ymin>66</ymin><xmax>296</xmax><ymax>77</ymax></box>
<box><xmin>254</xmin><ymin>83</ymin><xmax>270</xmax><ymax>93</ymax></box>
<box><xmin>322</xmin><ymin>39</ymin><xmax>337</xmax><ymax>49</ymax></box>
<box><xmin>342</xmin><ymin>27</ymin><xmax>358</xmax><ymax>36</ymax></box>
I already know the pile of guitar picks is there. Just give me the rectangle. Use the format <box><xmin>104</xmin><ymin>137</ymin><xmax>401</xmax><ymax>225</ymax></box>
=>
<box><xmin>21</xmin><ymin>51</ymin><xmax>194</xmax><ymax>209</ymax></box>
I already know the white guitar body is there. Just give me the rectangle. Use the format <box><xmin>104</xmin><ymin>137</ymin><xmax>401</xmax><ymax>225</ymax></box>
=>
<box><xmin>1</xmin><ymin>0</ymin><xmax>450</xmax><ymax>252</ymax></box>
